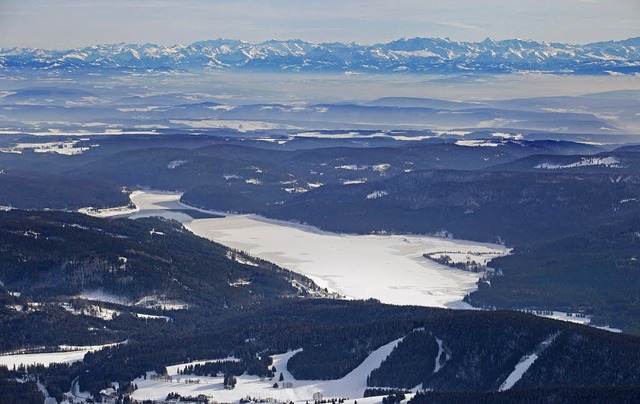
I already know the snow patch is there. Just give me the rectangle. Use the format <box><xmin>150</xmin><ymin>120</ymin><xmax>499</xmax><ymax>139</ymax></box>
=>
<box><xmin>284</xmin><ymin>187</ymin><xmax>308</xmax><ymax>193</ymax></box>
<box><xmin>455</xmin><ymin>140</ymin><xmax>500</xmax><ymax>147</ymax></box>
<box><xmin>133</xmin><ymin>313</ymin><xmax>172</xmax><ymax>322</ymax></box>
<box><xmin>492</xmin><ymin>132</ymin><xmax>523</xmax><ymax>140</ymax></box>
<box><xmin>0</xmin><ymin>140</ymin><xmax>92</xmax><ymax>155</ymax></box>
<box><xmin>295</xmin><ymin>131</ymin><xmax>360</xmax><ymax>139</ymax></box>
<box><xmin>0</xmin><ymin>342</ymin><xmax>123</xmax><ymax>368</ymax></box>
<box><xmin>499</xmin><ymin>354</ymin><xmax>539</xmax><ymax>391</ymax></box>
<box><xmin>433</xmin><ymin>338</ymin><xmax>446</xmax><ymax>374</ymax></box>
<box><xmin>167</xmin><ymin>160</ymin><xmax>187</xmax><ymax>169</ymax></box>
<box><xmin>117</xmin><ymin>106</ymin><xmax>162</xmax><ymax>112</ymax></box>
<box><xmin>60</xmin><ymin>302</ymin><xmax>121</xmax><ymax>321</ymax></box>
<box><xmin>432</xmin><ymin>130</ymin><xmax>471</xmax><ymax>137</ymax></box>
<box><xmin>535</xmin><ymin>157</ymin><xmax>622</xmax><ymax>170</ymax></box>
<box><xmin>131</xmin><ymin>338</ymin><xmax>403</xmax><ymax>403</ymax></box>
<box><xmin>367</xmin><ymin>190</ymin><xmax>388</xmax><ymax>200</ymax></box>
<box><xmin>135</xmin><ymin>295</ymin><xmax>189</xmax><ymax>311</ymax></box>
<box><xmin>342</xmin><ymin>178</ymin><xmax>367</xmax><ymax>185</ymax></box>
<box><xmin>393</xmin><ymin>50</ymin><xmax>441</xmax><ymax>58</ymax></box>
<box><xmin>78</xmin><ymin>290</ymin><xmax>130</xmax><ymax>305</ymax></box>
<box><xmin>207</xmin><ymin>105</ymin><xmax>236</xmax><ymax>111</ymax></box>
<box><xmin>372</xmin><ymin>163</ymin><xmax>391</xmax><ymax>173</ymax></box>
<box><xmin>226</xmin><ymin>250</ymin><xmax>259</xmax><ymax>267</ymax></box>
<box><xmin>79</xmin><ymin>201</ymin><xmax>139</xmax><ymax>219</ymax></box>
<box><xmin>336</xmin><ymin>164</ymin><xmax>368</xmax><ymax>171</ymax></box>
<box><xmin>498</xmin><ymin>333</ymin><xmax>559</xmax><ymax>391</ymax></box>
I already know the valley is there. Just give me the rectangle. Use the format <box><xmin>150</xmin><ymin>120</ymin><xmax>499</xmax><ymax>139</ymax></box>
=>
<box><xmin>126</xmin><ymin>190</ymin><xmax>508</xmax><ymax>308</ymax></box>
<box><xmin>1</xmin><ymin>37</ymin><xmax>640</xmax><ymax>402</ymax></box>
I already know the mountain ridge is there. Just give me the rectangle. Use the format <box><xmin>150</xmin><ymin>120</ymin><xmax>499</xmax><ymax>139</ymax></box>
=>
<box><xmin>2</xmin><ymin>36</ymin><xmax>639</xmax><ymax>74</ymax></box>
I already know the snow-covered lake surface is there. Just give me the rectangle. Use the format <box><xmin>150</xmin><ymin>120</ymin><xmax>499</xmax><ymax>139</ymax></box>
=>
<box><xmin>128</xmin><ymin>191</ymin><xmax>510</xmax><ymax>308</ymax></box>
<box><xmin>131</xmin><ymin>338</ymin><xmax>405</xmax><ymax>403</ymax></box>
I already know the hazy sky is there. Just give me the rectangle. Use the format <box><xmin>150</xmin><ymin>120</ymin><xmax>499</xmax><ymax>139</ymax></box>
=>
<box><xmin>1</xmin><ymin>0</ymin><xmax>638</xmax><ymax>49</ymax></box>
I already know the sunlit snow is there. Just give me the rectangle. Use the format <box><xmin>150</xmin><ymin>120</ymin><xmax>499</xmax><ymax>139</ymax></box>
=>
<box><xmin>131</xmin><ymin>337</ymin><xmax>404</xmax><ymax>403</ymax></box>
<box><xmin>366</xmin><ymin>190</ymin><xmax>388</xmax><ymax>199</ymax></box>
<box><xmin>535</xmin><ymin>156</ymin><xmax>621</xmax><ymax>169</ymax></box>
<box><xmin>0</xmin><ymin>342</ymin><xmax>123</xmax><ymax>368</ymax></box>
<box><xmin>498</xmin><ymin>333</ymin><xmax>559</xmax><ymax>391</ymax></box>
<box><xmin>129</xmin><ymin>191</ymin><xmax>509</xmax><ymax>308</ymax></box>
<box><xmin>0</xmin><ymin>140</ymin><xmax>92</xmax><ymax>155</ymax></box>
<box><xmin>455</xmin><ymin>139</ymin><xmax>501</xmax><ymax>147</ymax></box>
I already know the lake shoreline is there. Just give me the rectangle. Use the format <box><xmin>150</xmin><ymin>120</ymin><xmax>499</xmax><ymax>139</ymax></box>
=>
<box><xmin>126</xmin><ymin>190</ymin><xmax>509</xmax><ymax>309</ymax></box>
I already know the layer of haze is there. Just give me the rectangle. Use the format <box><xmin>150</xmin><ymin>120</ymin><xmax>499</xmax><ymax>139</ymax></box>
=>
<box><xmin>1</xmin><ymin>0</ymin><xmax>639</xmax><ymax>49</ymax></box>
<box><xmin>101</xmin><ymin>71</ymin><xmax>640</xmax><ymax>104</ymax></box>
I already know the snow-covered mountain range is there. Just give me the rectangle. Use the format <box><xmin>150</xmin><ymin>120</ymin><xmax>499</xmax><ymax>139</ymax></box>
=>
<box><xmin>1</xmin><ymin>37</ymin><xmax>639</xmax><ymax>74</ymax></box>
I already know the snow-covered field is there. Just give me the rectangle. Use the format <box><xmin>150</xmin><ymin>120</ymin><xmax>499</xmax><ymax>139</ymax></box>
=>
<box><xmin>131</xmin><ymin>338</ymin><xmax>405</xmax><ymax>403</ymax></box>
<box><xmin>0</xmin><ymin>140</ymin><xmax>91</xmax><ymax>155</ymax></box>
<box><xmin>129</xmin><ymin>191</ymin><xmax>509</xmax><ymax>308</ymax></box>
<box><xmin>535</xmin><ymin>156</ymin><xmax>622</xmax><ymax>170</ymax></box>
<box><xmin>0</xmin><ymin>342</ymin><xmax>123</xmax><ymax>368</ymax></box>
<box><xmin>77</xmin><ymin>203</ymin><xmax>138</xmax><ymax>218</ymax></box>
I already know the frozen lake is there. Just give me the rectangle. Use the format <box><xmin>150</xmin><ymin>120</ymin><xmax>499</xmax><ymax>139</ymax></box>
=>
<box><xmin>129</xmin><ymin>191</ymin><xmax>509</xmax><ymax>308</ymax></box>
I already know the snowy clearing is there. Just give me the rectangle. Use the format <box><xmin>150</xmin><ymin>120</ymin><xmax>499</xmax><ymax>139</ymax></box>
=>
<box><xmin>78</xmin><ymin>199</ymin><xmax>139</xmax><ymax>218</ymax></box>
<box><xmin>367</xmin><ymin>190</ymin><xmax>388</xmax><ymax>200</ymax></box>
<box><xmin>499</xmin><ymin>333</ymin><xmax>559</xmax><ymax>391</ymax></box>
<box><xmin>167</xmin><ymin>160</ymin><xmax>187</xmax><ymax>169</ymax></box>
<box><xmin>342</xmin><ymin>178</ymin><xmax>367</xmax><ymax>185</ymax></box>
<box><xmin>75</xmin><ymin>289</ymin><xmax>188</xmax><ymax>311</ymax></box>
<box><xmin>336</xmin><ymin>164</ymin><xmax>368</xmax><ymax>170</ymax></box>
<box><xmin>0</xmin><ymin>140</ymin><xmax>92</xmax><ymax>155</ymax></box>
<box><xmin>292</xmin><ymin>131</ymin><xmax>443</xmax><ymax>142</ymax></box>
<box><xmin>499</xmin><ymin>353</ymin><xmax>539</xmax><ymax>391</ymax></box>
<box><xmin>77</xmin><ymin>289</ymin><xmax>131</xmax><ymax>305</ymax></box>
<box><xmin>372</xmin><ymin>163</ymin><xmax>391</xmax><ymax>173</ymax></box>
<box><xmin>0</xmin><ymin>342</ymin><xmax>123</xmax><ymax>368</ymax></box>
<box><xmin>455</xmin><ymin>139</ymin><xmax>501</xmax><ymax>147</ymax></box>
<box><xmin>535</xmin><ymin>156</ymin><xmax>622</xmax><ymax>169</ymax></box>
<box><xmin>131</xmin><ymin>338</ymin><xmax>404</xmax><ymax>403</ymax></box>
<box><xmin>59</xmin><ymin>302</ymin><xmax>172</xmax><ymax>322</ymax></box>
<box><xmin>130</xmin><ymin>191</ymin><xmax>509</xmax><ymax>308</ymax></box>
<box><xmin>134</xmin><ymin>295</ymin><xmax>189</xmax><ymax>311</ymax></box>
<box><xmin>60</xmin><ymin>302</ymin><xmax>121</xmax><ymax>321</ymax></box>
<box><xmin>492</xmin><ymin>132</ymin><xmax>523</xmax><ymax>140</ymax></box>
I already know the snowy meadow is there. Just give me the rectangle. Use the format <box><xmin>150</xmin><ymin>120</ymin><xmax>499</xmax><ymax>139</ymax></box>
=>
<box><xmin>130</xmin><ymin>340</ymin><xmax>405</xmax><ymax>403</ymax></box>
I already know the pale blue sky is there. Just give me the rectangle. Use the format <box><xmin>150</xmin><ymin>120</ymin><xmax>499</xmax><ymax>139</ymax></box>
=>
<box><xmin>0</xmin><ymin>0</ymin><xmax>638</xmax><ymax>49</ymax></box>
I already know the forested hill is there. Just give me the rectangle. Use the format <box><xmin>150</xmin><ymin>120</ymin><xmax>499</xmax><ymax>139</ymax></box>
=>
<box><xmin>4</xmin><ymin>136</ymin><xmax>640</xmax><ymax>332</ymax></box>
<box><xmin>0</xmin><ymin>210</ymin><xmax>328</xmax><ymax>351</ymax></box>
<box><xmin>0</xmin><ymin>210</ymin><xmax>322</xmax><ymax>305</ymax></box>
<box><xmin>1</xmin><ymin>195</ymin><xmax>640</xmax><ymax>401</ymax></box>
<box><xmin>8</xmin><ymin>299</ymin><xmax>640</xmax><ymax>401</ymax></box>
